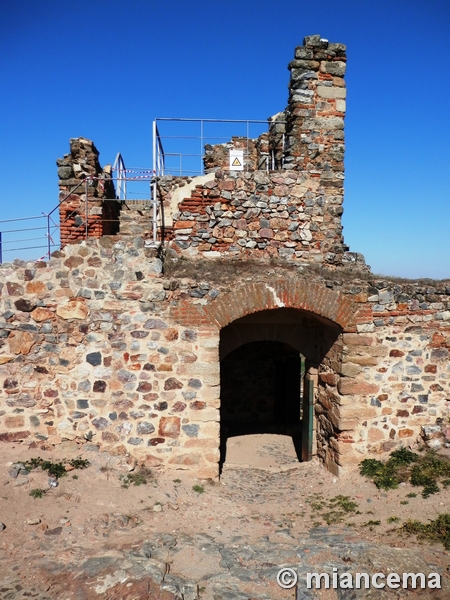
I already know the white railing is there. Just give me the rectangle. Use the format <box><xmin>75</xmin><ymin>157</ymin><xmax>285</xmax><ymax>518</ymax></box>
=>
<box><xmin>152</xmin><ymin>117</ymin><xmax>286</xmax><ymax>177</ymax></box>
<box><xmin>0</xmin><ymin>170</ymin><xmax>158</xmax><ymax>263</ymax></box>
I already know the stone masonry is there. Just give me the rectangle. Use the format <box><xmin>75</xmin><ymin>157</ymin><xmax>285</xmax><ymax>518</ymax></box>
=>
<box><xmin>0</xmin><ymin>36</ymin><xmax>449</xmax><ymax>478</ymax></box>
<box><xmin>57</xmin><ymin>138</ymin><xmax>120</xmax><ymax>246</ymax></box>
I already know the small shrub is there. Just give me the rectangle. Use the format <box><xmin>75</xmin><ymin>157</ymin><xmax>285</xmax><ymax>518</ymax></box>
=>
<box><xmin>121</xmin><ymin>472</ymin><xmax>148</xmax><ymax>488</ymax></box>
<box><xmin>387</xmin><ymin>516</ymin><xmax>401</xmax><ymax>523</ymax></box>
<box><xmin>29</xmin><ymin>488</ymin><xmax>46</xmax><ymax>499</ymax></box>
<box><xmin>192</xmin><ymin>484</ymin><xmax>204</xmax><ymax>494</ymax></box>
<box><xmin>360</xmin><ymin>449</ymin><xmax>450</xmax><ymax>496</ymax></box>
<box><xmin>68</xmin><ymin>458</ymin><xmax>90</xmax><ymax>469</ymax></box>
<box><xmin>23</xmin><ymin>456</ymin><xmax>90</xmax><ymax>480</ymax></box>
<box><xmin>399</xmin><ymin>514</ymin><xmax>450</xmax><ymax>550</ymax></box>
<box><xmin>362</xmin><ymin>520</ymin><xmax>381</xmax><ymax>528</ymax></box>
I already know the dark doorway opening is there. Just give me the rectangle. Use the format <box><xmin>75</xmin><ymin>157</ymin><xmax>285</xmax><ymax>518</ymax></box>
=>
<box><xmin>219</xmin><ymin>340</ymin><xmax>304</xmax><ymax>470</ymax></box>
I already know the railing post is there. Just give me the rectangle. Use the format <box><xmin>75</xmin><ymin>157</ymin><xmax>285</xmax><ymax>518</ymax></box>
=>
<box><xmin>47</xmin><ymin>214</ymin><xmax>51</xmax><ymax>259</ymax></box>
<box><xmin>246</xmin><ymin>120</ymin><xmax>249</xmax><ymax>173</ymax></box>
<box><xmin>200</xmin><ymin>119</ymin><xmax>204</xmax><ymax>176</ymax></box>
<box><xmin>152</xmin><ymin>179</ymin><xmax>157</xmax><ymax>244</ymax></box>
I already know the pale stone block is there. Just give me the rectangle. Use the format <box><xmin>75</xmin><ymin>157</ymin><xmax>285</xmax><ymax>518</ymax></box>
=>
<box><xmin>340</xmin><ymin>405</ymin><xmax>377</xmax><ymax>420</ymax></box>
<box><xmin>340</xmin><ymin>362</ymin><xmax>362</xmax><ymax>377</ymax></box>
<box><xmin>336</xmin><ymin>99</ymin><xmax>346</xmax><ymax>112</ymax></box>
<box><xmin>356</xmin><ymin>323</ymin><xmax>375</xmax><ymax>333</ymax></box>
<box><xmin>192</xmin><ymin>409</ymin><xmax>219</xmax><ymax>422</ymax></box>
<box><xmin>316</xmin><ymin>86</ymin><xmax>347</xmax><ymax>99</ymax></box>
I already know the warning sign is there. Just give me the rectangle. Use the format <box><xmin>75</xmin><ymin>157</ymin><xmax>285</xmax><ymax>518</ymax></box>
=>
<box><xmin>229</xmin><ymin>149</ymin><xmax>244</xmax><ymax>171</ymax></box>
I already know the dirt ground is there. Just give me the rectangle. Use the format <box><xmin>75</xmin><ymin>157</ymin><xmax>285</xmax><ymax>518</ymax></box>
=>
<box><xmin>0</xmin><ymin>434</ymin><xmax>449</xmax><ymax>599</ymax></box>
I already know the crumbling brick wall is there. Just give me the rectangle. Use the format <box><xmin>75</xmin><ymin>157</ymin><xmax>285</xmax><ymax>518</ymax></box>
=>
<box><xmin>156</xmin><ymin>35</ymin><xmax>351</xmax><ymax>268</ymax></box>
<box><xmin>57</xmin><ymin>138</ymin><xmax>120</xmax><ymax>246</ymax></box>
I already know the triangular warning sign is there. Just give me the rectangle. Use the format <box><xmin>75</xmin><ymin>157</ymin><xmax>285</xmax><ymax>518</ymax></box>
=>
<box><xmin>232</xmin><ymin>157</ymin><xmax>242</xmax><ymax>167</ymax></box>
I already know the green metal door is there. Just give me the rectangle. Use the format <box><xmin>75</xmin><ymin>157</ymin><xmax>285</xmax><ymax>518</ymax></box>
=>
<box><xmin>301</xmin><ymin>374</ymin><xmax>314</xmax><ymax>461</ymax></box>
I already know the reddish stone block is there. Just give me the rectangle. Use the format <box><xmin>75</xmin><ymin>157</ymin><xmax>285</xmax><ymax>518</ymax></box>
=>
<box><xmin>219</xmin><ymin>180</ymin><xmax>235</xmax><ymax>191</ymax></box>
<box><xmin>319</xmin><ymin>372</ymin><xmax>338</xmax><ymax>385</ymax></box>
<box><xmin>137</xmin><ymin>382</ymin><xmax>153</xmax><ymax>393</ymax></box>
<box><xmin>338</xmin><ymin>379</ymin><xmax>379</xmax><ymax>395</ymax></box>
<box><xmin>398</xmin><ymin>428</ymin><xmax>414</xmax><ymax>439</ymax></box>
<box><xmin>158</xmin><ymin>416</ymin><xmax>180</xmax><ymax>438</ymax></box>
<box><xmin>6</xmin><ymin>282</ymin><xmax>24</xmax><ymax>296</ymax></box>
<box><xmin>31</xmin><ymin>307</ymin><xmax>54</xmax><ymax>322</ymax></box>
<box><xmin>396</xmin><ymin>409</ymin><xmax>409</xmax><ymax>418</ymax></box>
<box><xmin>164</xmin><ymin>328</ymin><xmax>179</xmax><ymax>341</ymax></box>
<box><xmin>0</xmin><ymin>431</ymin><xmax>31</xmax><ymax>442</ymax></box>
<box><xmin>164</xmin><ymin>377</ymin><xmax>183</xmax><ymax>390</ymax></box>
<box><xmin>4</xmin><ymin>415</ymin><xmax>25</xmax><ymax>428</ymax></box>
<box><xmin>26</xmin><ymin>281</ymin><xmax>47</xmax><ymax>294</ymax></box>
<box><xmin>342</xmin><ymin>333</ymin><xmax>373</xmax><ymax>346</ymax></box>
<box><xmin>389</xmin><ymin>349</ymin><xmax>404</xmax><ymax>357</ymax></box>
<box><xmin>64</xmin><ymin>256</ymin><xmax>84</xmax><ymax>269</ymax></box>
<box><xmin>190</xmin><ymin>401</ymin><xmax>206</xmax><ymax>410</ymax></box>
<box><xmin>9</xmin><ymin>331</ymin><xmax>34</xmax><ymax>356</ymax></box>
<box><xmin>174</xmin><ymin>221</ymin><xmax>194</xmax><ymax>229</ymax></box>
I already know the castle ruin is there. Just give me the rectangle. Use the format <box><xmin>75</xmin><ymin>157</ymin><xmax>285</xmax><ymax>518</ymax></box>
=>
<box><xmin>0</xmin><ymin>35</ymin><xmax>449</xmax><ymax>478</ymax></box>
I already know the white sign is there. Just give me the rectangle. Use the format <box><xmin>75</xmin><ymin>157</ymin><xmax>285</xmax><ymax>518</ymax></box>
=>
<box><xmin>229</xmin><ymin>149</ymin><xmax>244</xmax><ymax>171</ymax></box>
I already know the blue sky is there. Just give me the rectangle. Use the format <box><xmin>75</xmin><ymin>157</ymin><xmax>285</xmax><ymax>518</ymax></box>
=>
<box><xmin>1</xmin><ymin>0</ymin><xmax>449</xmax><ymax>278</ymax></box>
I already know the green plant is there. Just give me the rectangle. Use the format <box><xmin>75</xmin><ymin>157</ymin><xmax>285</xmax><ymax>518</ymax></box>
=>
<box><xmin>329</xmin><ymin>496</ymin><xmax>358</xmax><ymax>513</ymax></box>
<box><xmin>192</xmin><ymin>484</ymin><xmax>204</xmax><ymax>494</ymax></box>
<box><xmin>121</xmin><ymin>472</ymin><xmax>148</xmax><ymax>488</ymax></box>
<box><xmin>29</xmin><ymin>488</ymin><xmax>46</xmax><ymax>499</ymax></box>
<box><xmin>23</xmin><ymin>456</ymin><xmax>90</xmax><ymax>480</ymax></box>
<box><xmin>400</xmin><ymin>500</ymin><xmax>408</xmax><ymax>505</ymax></box>
<box><xmin>399</xmin><ymin>514</ymin><xmax>450</xmax><ymax>550</ymax></box>
<box><xmin>173</xmin><ymin>478</ymin><xmax>181</xmax><ymax>484</ymax></box>
<box><xmin>406</xmin><ymin>492</ymin><xmax>417</xmax><ymax>498</ymax></box>
<box><xmin>387</xmin><ymin>516</ymin><xmax>401</xmax><ymax>523</ymax></box>
<box><xmin>360</xmin><ymin>449</ymin><xmax>450</xmax><ymax>497</ymax></box>
<box><xmin>68</xmin><ymin>458</ymin><xmax>89</xmax><ymax>469</ymax></box>
<box><xmin>362</xmin><ymin>520</ymin><xmax>381</xmax><ymax>529</ymax></box>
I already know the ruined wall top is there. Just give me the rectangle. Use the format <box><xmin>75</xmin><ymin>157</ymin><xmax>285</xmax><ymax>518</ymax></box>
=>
<box><xmin>157</xmin><ymin>36</ymin><xmax>354</xmax><ymax>267</ymax></box>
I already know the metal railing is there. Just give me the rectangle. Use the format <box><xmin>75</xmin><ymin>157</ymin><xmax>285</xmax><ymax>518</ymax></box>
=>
<box><xmin>2</xmin><ymin>117</ymin><xmax>288</xmax><ymax>263</ymax></box>
<box><xmin>152</xmin><ymin>117</ymin><xmax>286</xmax><ymax>178</ymax></box>
<box><xmin>0</xmin><ymin>170</ymin><xmax>158</xmax><ymax>264</ymax></box>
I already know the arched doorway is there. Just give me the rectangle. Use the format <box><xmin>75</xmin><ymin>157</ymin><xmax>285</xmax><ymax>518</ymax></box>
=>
<box><xmin>219</xmin><ymin>307</ymin><xmax>341</xmax><ymax>471</ymax></box>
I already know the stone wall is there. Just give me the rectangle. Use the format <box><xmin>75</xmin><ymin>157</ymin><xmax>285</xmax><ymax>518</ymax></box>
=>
<box><xmin>154</xmin><ymin>35</ymin><xmax>350</xmax><ymax>268</ymax></box>
<box><xmin>57</xmin><ymin>138</ymin><xmax>121</xmax><ymax>246</ymax></box>
<box><xmin>0</xmin><ymin>240</ymin><xmax>449</xmax><ymax>477</ymax></box>
<box><xmin>160</xmin><ymin>169</ymin><xmax>356</xmax><ymax>267</ymax></box>
<box><xmin>1</xmin><ymin>36</ymin><xmax>449</xmax><ymax>478</ymax></box>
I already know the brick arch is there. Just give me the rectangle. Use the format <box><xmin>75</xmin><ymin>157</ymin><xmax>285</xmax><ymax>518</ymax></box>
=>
<box><xmin>171</xmin><ymin>278</ymin><xmax>364</xmax><ymax>331</ymax></box>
